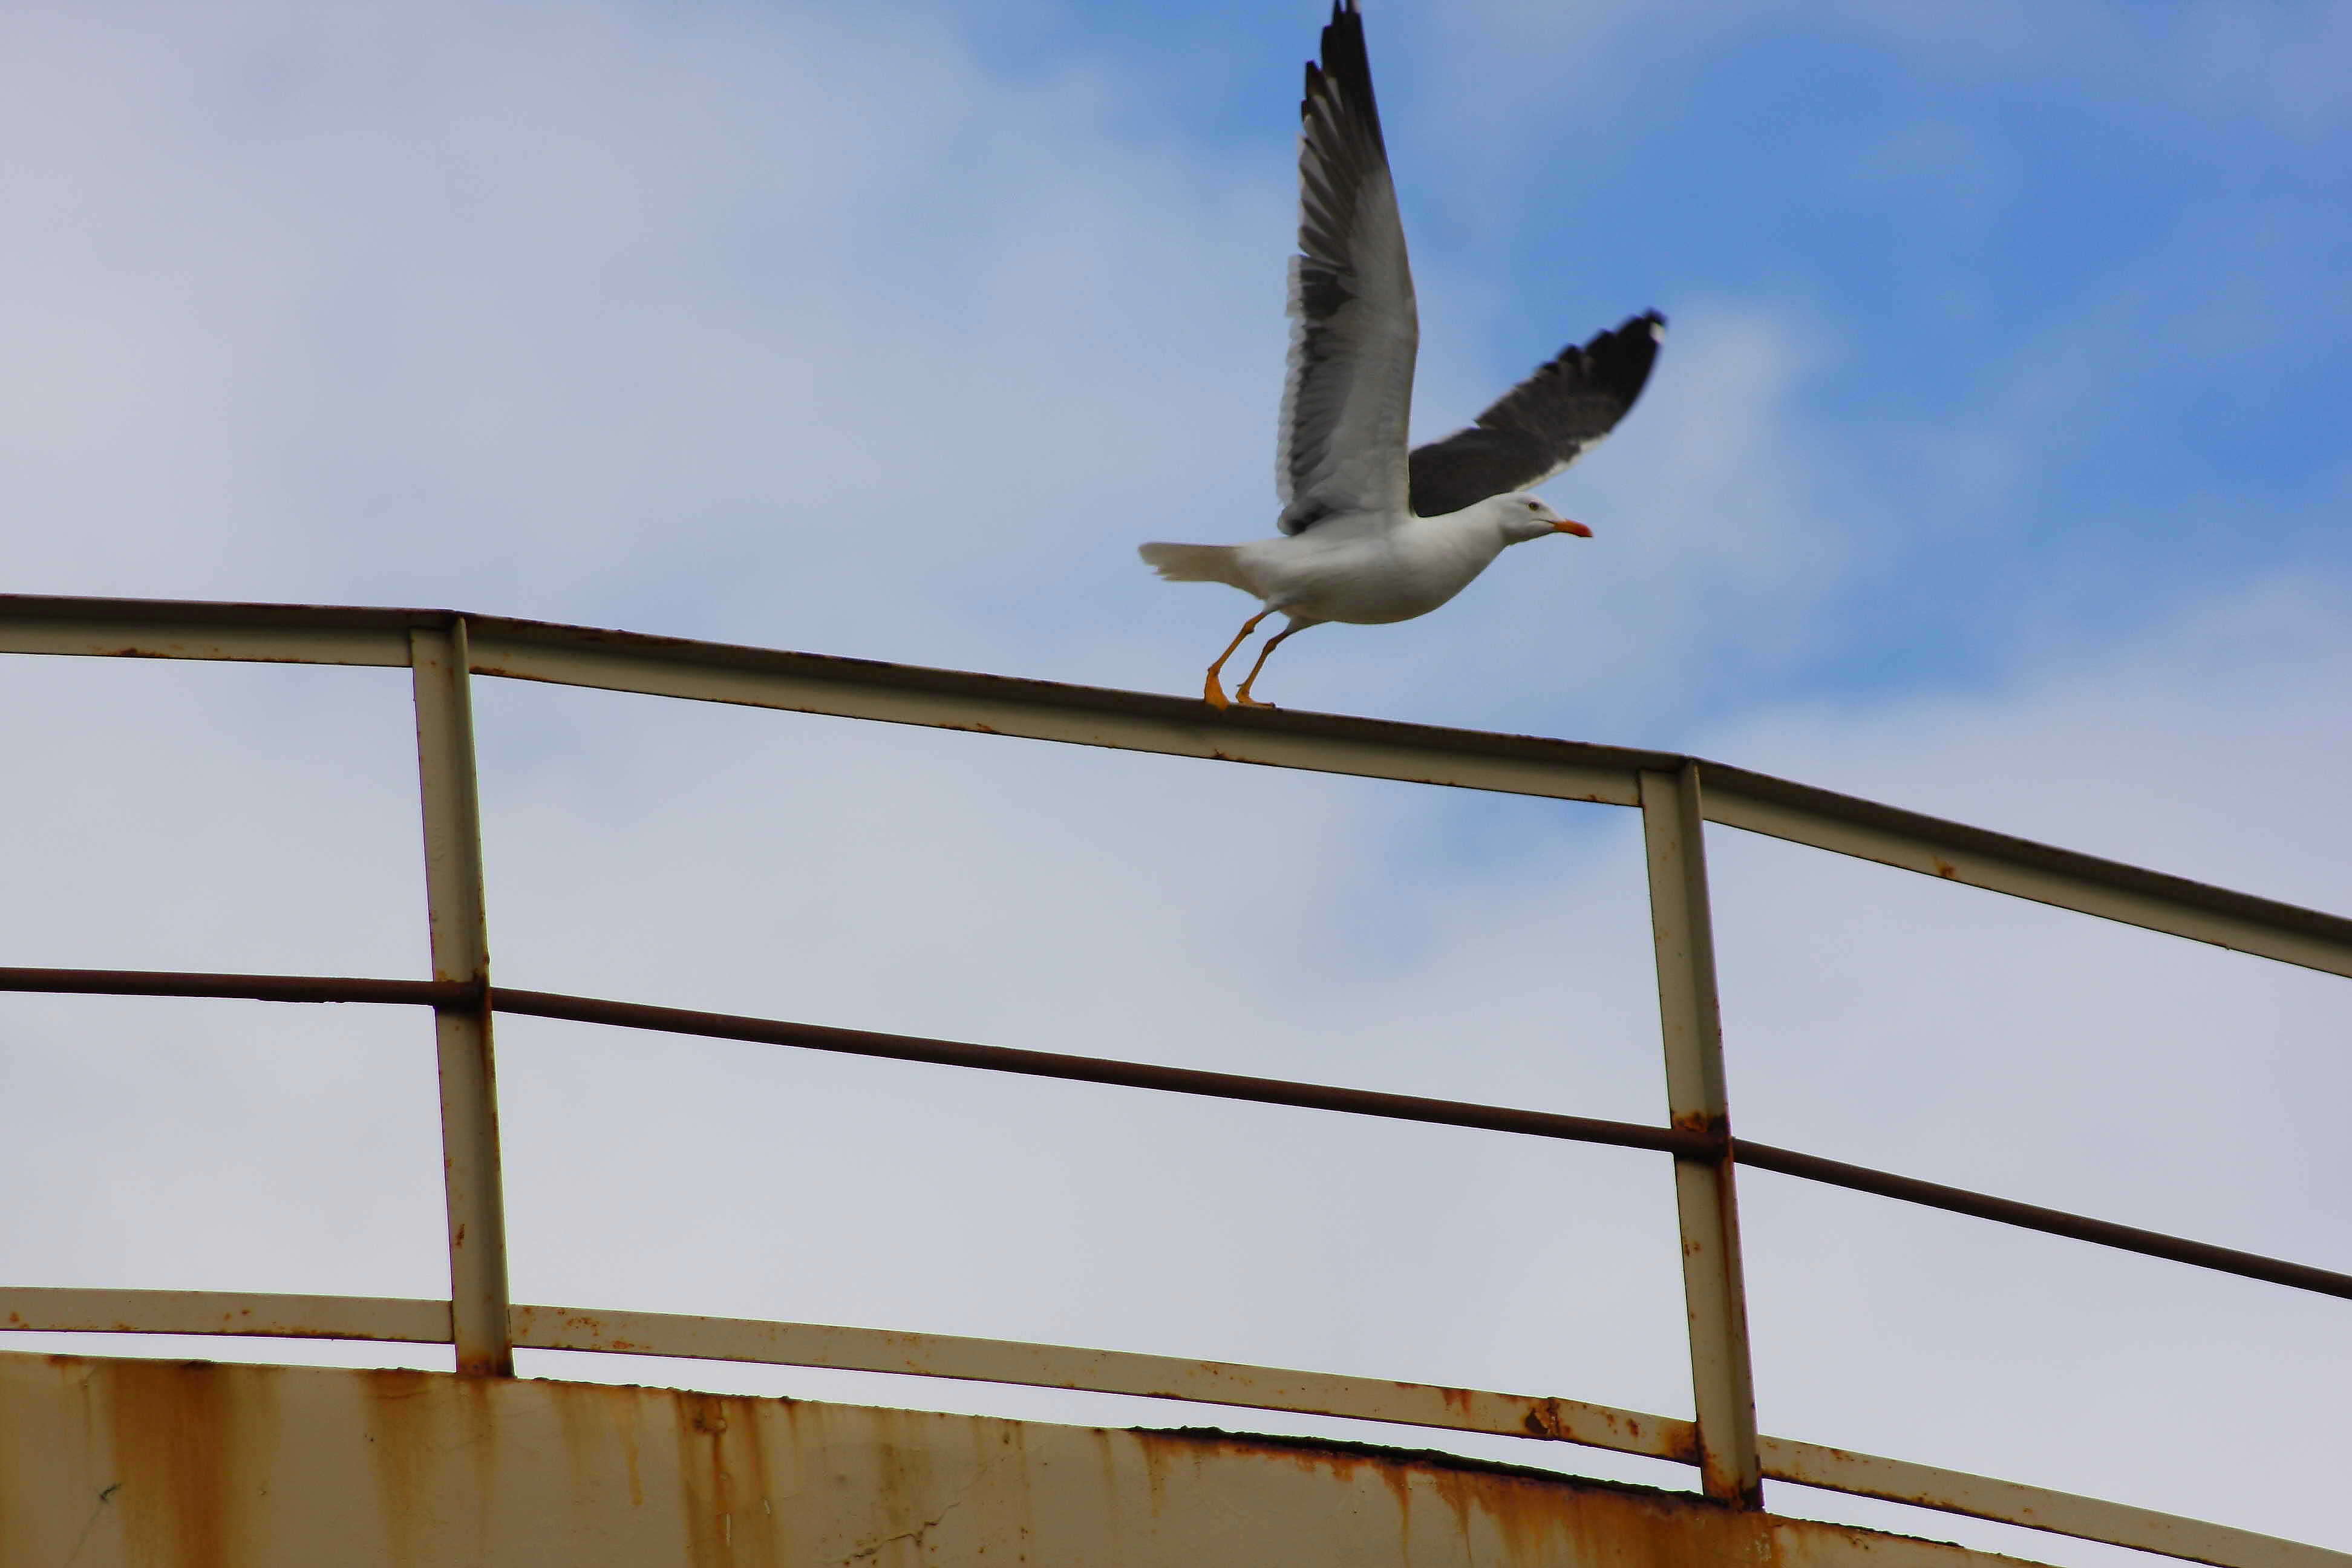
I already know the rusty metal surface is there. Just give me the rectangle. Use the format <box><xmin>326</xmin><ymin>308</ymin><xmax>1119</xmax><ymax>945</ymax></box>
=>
<box><xmin>410</xmin><ymin>622</ymin><xmax>514</xmax><ymax>1379</ymax></box>
<box><xmin>7</xmin><ymin>965</ymin><xmax>2349</xmax><ymax>1301</ymax></box>
<box><xmin>0</xmin><ymin>1348</ymin><xmax>2081</xmax><ymax>1568</ymax></box>
<box><xmin>0</xmin><ymin>1287</ymin><xmax>1694</xmax><ymax>1464</ymax></box>
<box><xmin>4</xmin><ymin>592</ymin><xmax>2349</xmax><ymax>976</ymax></box>
<box><xmin>7</xmin><ymin>1299</ymin><xmax>2347</xmax><ymax>1568</ymax></box>
<box><xmin>1638</xmin><ymin>767</ymin><xmax>1763</xmax><ymax>1508</ymax></box>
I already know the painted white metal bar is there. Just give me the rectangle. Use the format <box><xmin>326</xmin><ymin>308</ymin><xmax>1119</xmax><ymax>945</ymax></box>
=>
<box><xmin>0</xmin><ymin>607</ymin><xmax>411</xmax><ymax>667</ymax></box>
<box><xmin>1759</xmin><ymin>1436</ymin><xmax>2349</xmax><ymax>1568</ymax></box>
<box><xmin>507</xmin><ymin>1304</ymin><xmax>1693</xmax><ymax>1462</ymax></box>
<box><xmin>0</xmin><ymin>1287</ymin><xmax>451</xmax><ymax>1343</ymax></box>
<box><xmin>463</xmin><ymin>631</ymin><xmax>1645</xmax><ymax>807</ymax></box>
<box><xmin>410</xmin><ymin>621</ymin><xmax>514</xmax><ymax>1377</ymax></box>
<box><xmin>1641</xmin><ymin>764</ymin><xmax>1765</xmax><ymax>1509</ymax></box>
<box><xmin>1703</xmin><ymin>779</ymin><xmax>2352</xmax><ymax>980</ymax></box>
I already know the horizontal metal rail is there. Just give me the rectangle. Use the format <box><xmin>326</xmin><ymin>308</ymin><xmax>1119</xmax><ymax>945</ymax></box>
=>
<box><xmin>511</xmin><ymin>1304</ymin><xmax>1693</xmax><ymax>1463</ymax></box>
<box><xmin>5</xmin><ymin>592</ymin><xmax>2350</xmax><ymax>980</ymax></box>
<box><xmin>0</xmin><ymin>1287</ymin><xmax>2337</xmax><ymax>1568</ymax></box>
<box><xmin>1751</xmin><ymin>1436</ymin><xmax>2342</xmax><ymax>1568</ymax></box>
<box><xmin>0</xmin><ymin>967</ymin><xmax>476</xmax><ymax>1008</ymax></box>
<box><xmin>5</xmin><ymin>965</ymin><xmax>2345</xmax><ymax>1301</ymax></box>
<box><xmin>1725</xmin><ymin>1143</ymin><xmax>2352</xmax><ymax>1297</ymax></box>
<box><xmin>0</xmin><ymin>1286</ymin><xmax>452</xmax><ymax>1344</ymax></box>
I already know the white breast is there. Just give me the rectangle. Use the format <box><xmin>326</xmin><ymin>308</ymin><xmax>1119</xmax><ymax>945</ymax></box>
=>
<box><xmin>1233</xmin><ymin>508</ymin><xmax>1511</xmax><ymax>626</ymax></box>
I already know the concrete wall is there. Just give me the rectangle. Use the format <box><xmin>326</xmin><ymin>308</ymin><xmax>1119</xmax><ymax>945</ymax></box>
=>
<box><xmin>0</xmin><ymin>1349</ymin><xmax>2041</xmax><ymax>1568</ymax></box>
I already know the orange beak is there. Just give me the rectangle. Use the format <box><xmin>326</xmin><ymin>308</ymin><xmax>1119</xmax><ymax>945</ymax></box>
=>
<box><xmin>1552</xmin><ymin>520</ymin><xmax>1593</xmax><ymax>538</ymax></box>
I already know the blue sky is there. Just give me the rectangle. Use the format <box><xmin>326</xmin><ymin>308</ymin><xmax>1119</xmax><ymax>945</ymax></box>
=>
<box><xmin>11</xmin><ymin>0</ymin><xmax>2347</xmax><ymax>731</ymax></box>
<box><xmin>911</xmin><ymin>0</ymin><xmax>2352</xmax><ymax>716</ymax></box>
<box><xmin>2</xmin><ymin>2</ymin><xmax>2347</xmax><ymax>1561</ymax></box>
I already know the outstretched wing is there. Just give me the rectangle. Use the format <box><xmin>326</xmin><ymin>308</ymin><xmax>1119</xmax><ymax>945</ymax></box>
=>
<box><xmin>1407</xmin><ymin>311</ymin><xmax>1666</xmax><ymax>518</ymax></box>
<box><xmin>1276</xmin><ymin>1</ymin><xmax>1418</xmax><ymax>535</ymax></box>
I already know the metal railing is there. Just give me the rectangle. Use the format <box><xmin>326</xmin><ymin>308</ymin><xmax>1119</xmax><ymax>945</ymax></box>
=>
<box><xmin>1</xmin><ymin>593</ymin><xmax>2344</xmax><ymax>1568</ymax></box>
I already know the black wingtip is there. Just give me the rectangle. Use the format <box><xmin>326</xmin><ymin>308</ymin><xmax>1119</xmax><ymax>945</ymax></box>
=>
<box><xmin>1572</xmin><ymin>313</ymin><xmax>1668</xmax><ymax>404</ymax></box>
<box><xmin>1307</xmin><ymin>0</ymin><xmax>1383</xmax><ymax>148</ymax></box>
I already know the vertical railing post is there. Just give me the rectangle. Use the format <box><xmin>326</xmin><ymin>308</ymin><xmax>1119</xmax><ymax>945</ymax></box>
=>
<box><xmin>410</xmin><ymin>618</ymin><xmax>514</xmax><ymax>1377</ymax></box>
<box><xmin>1640</xmin><ymin>762</ymin><xmax>1763</xmax><ymax>1508</ymax></box>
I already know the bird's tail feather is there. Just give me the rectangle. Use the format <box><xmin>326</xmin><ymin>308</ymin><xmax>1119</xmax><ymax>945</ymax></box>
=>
<box><xmin>1138</xmin><ymin>541</ymin><xmax>1248</xmax><ymax>590</ymax></box>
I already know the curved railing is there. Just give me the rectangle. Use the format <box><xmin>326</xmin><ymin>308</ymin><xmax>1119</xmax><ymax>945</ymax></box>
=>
<box><xmin>1</xmin><ymin>593</ymin><xmax>2345</xmax><ymax>1568</ymax></box>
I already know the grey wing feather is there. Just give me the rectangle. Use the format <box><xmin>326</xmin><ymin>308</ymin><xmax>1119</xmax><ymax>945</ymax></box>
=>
<box><xmin>1276</xmin><ymin>1</ymin><xmax>1418</xmax><ymax>535</ymax></box>
<box><xmin>1407</xmin><ymin>311</ymin><xmax>1666</xmax><ymax>518</ymax></box>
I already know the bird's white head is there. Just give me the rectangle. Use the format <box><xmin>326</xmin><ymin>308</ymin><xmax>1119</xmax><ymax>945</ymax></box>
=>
<box><xmin>1492</xmin><ymin>493</ymin><xmax>1593</xmax><ymax>545</ymax></box>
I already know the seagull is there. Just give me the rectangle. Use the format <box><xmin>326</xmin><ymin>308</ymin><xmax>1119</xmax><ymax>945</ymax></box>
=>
<box><xmin>1140</xmin><ymin>1</ymin><xmax>1666</xmax><ymax>710</ymax></box>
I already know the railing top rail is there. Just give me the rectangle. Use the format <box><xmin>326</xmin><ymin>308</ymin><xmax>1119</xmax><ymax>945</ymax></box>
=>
<box><xmin>5</xmin><ymin>591</ymin><xmax>2350</xmax><ymax>978</ymax></box>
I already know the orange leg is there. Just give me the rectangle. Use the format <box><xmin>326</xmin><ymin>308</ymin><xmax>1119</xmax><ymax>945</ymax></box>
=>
<box><xmin>1233</xmin><ymin>621</ymin><xmax>1310</xmax><ymax>708</ymax></box>
<box><xmin>1203</xmin><ymin>607</ymin><xmax>1277</xmax><ymax>709</ymax></box>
